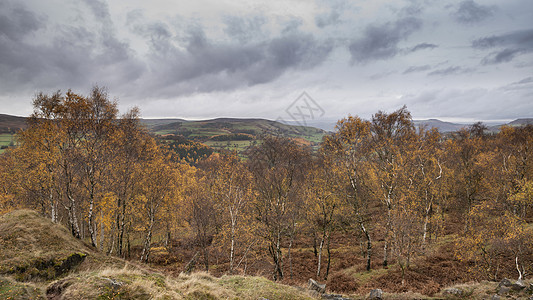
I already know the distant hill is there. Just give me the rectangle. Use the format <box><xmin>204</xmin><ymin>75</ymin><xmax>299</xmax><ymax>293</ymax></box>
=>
<box><xmin>0</xmin><ymin>114</ymin><xmax>26</xmax><ymax>133</ymax></box>
<box><xmin>1</xmin><ymin>113</ymin><xmax>531</xmax><ymax>137</ymax></box>
<box><xmin>140</xmin><ymin>118</ymin><xmax>187</xmax><ymax>130</ymax></box>
<box><xmin>414</xmin><ymin>118</ymin><xmax>533</xmax><ymax>133</ymax></box>
<box><xmin>488</xmin><ymin>118</ymin><xmax>533</xmax><ymax>132</ymax></box>
<box><xmin>413</xmin><ymin>119</ymin><xmax>467</xmax><ymax>132</ymax></box>
<box><xmin>146</xmin><ymin>117</ymin><xmax>327</xmax><ymax>152</ymax></box>
<box><xmin>507</xmin><ymin>118</ymin><xmax>533</xmax><ymax>126</ymax></box>
<box><xmin>150</xmin><ymin>118</ymin><xmax>326</xmax><ymax>136</ymax></box>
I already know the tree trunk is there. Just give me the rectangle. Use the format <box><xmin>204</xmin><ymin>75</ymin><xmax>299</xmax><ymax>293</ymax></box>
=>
<box><xmin>313</xmin><ymin>232</ymin><xmax>318</xmax><ymax>257</ymax></box>
<box><xmin>288</xmin><ymin>232</ymin><xmax>294</xmax><ymax>279</ymax></box>
<box><xmin>359</xmin><ymin>219</ymin><xmax>372</xmax><ymax>271</ymax></box>
<box><xmin>422</xmin><ymin>203</ymin><xmax>431</xmax><ymax>247</ymax></box>
<box><xmin>100</xmin><ymin>210</ymin><xmax>105</xmax><ymax>252</ymax></box>
<box><xmin>88</xmin><ymin>195</ymin><xmax>96</xmax><ymax>247</ymax></box>
<box><xmin>140</xmin><ymin>213</ymin><xmax>155</xmax><ymax>262</ymax></box>
<box><xmin>317</xmin><ymin>234</ymin><xmax>324</xmax><ymax>278</ymax></box>
<box><xmin>229</xmin><ymin>220</ymin><xmax>236</xmax><ymax>273</ymax></box>
<box><xmin>117</xmin><ymin>195</ymin><xmax>127</xmax><ymax>257</ymax></box>
<box><xmin>383</xmin><ymin>202</ymin><xmax>391</xmax><ymax>267</ymax></box>
<box><xmin>325</xmin><ymin>232</ymin><xmax>331</xmax><ymax>280</ymax></box>
<box><xmin>50</xmin><ymin>188</ymin><xmax>57</xmax><ymax>223</ymax></box>
<box><xmin>66</xmin><ymin>200</ymin><xmax>81</xmax><ymax>238</ymax></box>
<box><xmin>270</xmin><ymin>231</ymin><xmax>284</xmax><ymax>281</ymax></box>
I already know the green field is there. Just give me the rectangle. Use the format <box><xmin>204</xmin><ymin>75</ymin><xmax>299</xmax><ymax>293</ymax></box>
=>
<box><xmin>0</xmin><ymin>134</ymin><xmax>14</xmax><ymax>154</ymax></box>
<box><xmin>151</xmin><ymin>118</ymin><xmax>326</xmax><ymax>153</ymax></box>
<box><xmin>204</xmin><ymin>140</ymin><xmax>257</xmax><ymax>152</ymax></box>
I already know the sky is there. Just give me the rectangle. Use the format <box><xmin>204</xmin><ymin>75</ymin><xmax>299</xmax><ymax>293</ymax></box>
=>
<box><xmin>1</xmin><ymin>0</ymin><xmax>532</xmax><ymax>127</ymax></box>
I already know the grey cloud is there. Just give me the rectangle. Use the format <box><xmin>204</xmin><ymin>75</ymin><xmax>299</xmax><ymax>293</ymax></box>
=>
<box><xmin>137</xmin><ymin>25</ymin><xmax>333</xmax><ymax>97</ymax></box>
<box><xmin>224</xmin><ymin>15</ymin><xmax>266</xmax><ymax>44</ymax></box>
<box><xmin>403</xmin><ymin>65</ymin><xmax>431</xmax><ymax>74</ymax></box>
<box><xmin>0</xmin><ymin>0</ymin><xmax>144</xmax><ymax>95</ymax></box>
<box><xmin>0</xmin><ymin>1</ymin><xmax>48</xmax><ymax>92</ymax></box>
<box><xmin>282</xmin><ymin>18</ymin><xmax>303</xmax><ymax>34</ymax></box>
<box><xmin>501</xmin><ymin>77</ymin><xmax>533</xmax><ymax>92</ymax></box>
<box><xmin>481</xmin><ymin>48</ymin><xmax>527</xmax><ymax>65</ymax></box>
<box><xmin>452</xmin><ymin>0</ymin><xmax>494</xmax><ymax>24</ymax></box>
<box><xmin>0</xmin><ymin>0</ymin><xmax>43</xmax><ymax>41</ymax></box>
<box><xmin>81</xmin><ymin>0</ymin><xmax>111</xmax><ymax>21</ymax></box>
<box><xmin>369</xmin><ymin>71</ymin><xmax>396</xmax><ymax>80</ymax></box>
<box><xmin>315</xmin><ymin>10</ymin><xmax>341</xmax><ymax>28</ymax></box>
<box><xmin>348</xmin><ymin>17</ymin><xmax>422</xmax><ymax>63</ymax></box>
<box><xmin>409</xmin><ymin>43</ymin><xmax>437</xmax><ymax>52</ymax></box>
<box><xmin>428</xmin><ymin>66</ymin><xmax>473</xmax><ymax>76</ymax></box>
<box><xmin>399</xmin><ymin>1</ymin><xmax>423</xmax><ymax>17</ymax></box>
<box><xmin>127</xmin><ymin>11</ymin><xmax>172</xmax><ymax>43</ymax></box>
<box><xmin>473</xmin><ymin>29</ymin><xmax>533</xmax><ymax>64</ymax></box>
<box><xmin>473</xmin><ymin>30</ymin><xmax>533</xmax><ymax>49</ymax></box>
<box><xmin>512</xmin><ymin>77</ymin><xmax>533</xmax><ymax>85</ymax></box>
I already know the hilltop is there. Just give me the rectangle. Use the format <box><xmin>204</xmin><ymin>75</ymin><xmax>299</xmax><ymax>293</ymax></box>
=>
<box><xmin>0</xmin><ymin>210</ymin><xmax>316</xmax><ymax>299</ymax></box>
<box><xmin>0</xmin><ymin>114</ymin><xmax>27</xmax><ymax>134</ymax></box>
<box><xmin>145</xmin><ymin>117</ymin><xmax>326</xmax><ymax>145</ymax></box>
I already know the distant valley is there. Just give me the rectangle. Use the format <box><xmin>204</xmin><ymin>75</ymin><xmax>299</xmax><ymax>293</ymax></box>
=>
<box><xmin>1</xmin><ymin>113</ymin><xmax>532</xmax><ymax>153</ymax></box>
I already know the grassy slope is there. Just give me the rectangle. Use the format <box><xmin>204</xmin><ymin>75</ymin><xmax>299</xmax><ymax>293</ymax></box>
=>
<box><xmin>0</xmin><ymin>210</ymin><xmax>316</xmax><ymax>299</ymax></box>
<box><xmin>149</xmin><ymin>118</ymin><xmax>326</xmax><ymax>151</ymax></box>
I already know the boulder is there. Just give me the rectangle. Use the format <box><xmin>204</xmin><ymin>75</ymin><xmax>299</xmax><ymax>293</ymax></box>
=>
<box><xmin>497</xmin><ymin>286</ymin><xmax>510</xmax><ymax>295</ymax></box>
<box><xmin>443</xmin><ymin>287</ymin><xmax>464</xmax><ymax>296</ymax></box>
<box><xmin>497</xmin><ymin>278</ymin><xmax>512</xmax><ymax>288</ymax></box>
<box><xmin>368</xmin><ymin>288</ymin><xmax>383</xmax><ymax>299</ymax></box>
<box><xmin>322</xmin><ymin>293</ymin><xmax>351</xmax><ymax>300</ymax></box>
<box><xmin>309</xmin><ymin>278</ymin><xmax>326</xmax><ymax>294</ymax></box>
<box><xmin>510</xmin><ymin>279</ymin><xmax>526</xmax><ymax>291</ymax></box>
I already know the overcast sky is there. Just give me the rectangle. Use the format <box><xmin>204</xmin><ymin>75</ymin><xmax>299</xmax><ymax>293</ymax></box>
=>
<box><xmin>1</xmin><ymin>0</ymin><xmax>532</xmax><ymax>125</ymax></box>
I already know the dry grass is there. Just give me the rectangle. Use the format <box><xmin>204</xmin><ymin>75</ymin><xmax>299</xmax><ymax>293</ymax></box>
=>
<box><xmin>47</xmin><ymin>267</ymin><xmax>183</xmax><ymax>299</ymax></box>
<box><xmin>45</xmin><ymin>269</ymin><xmax>317</xmax><ymax>299</ymax></box>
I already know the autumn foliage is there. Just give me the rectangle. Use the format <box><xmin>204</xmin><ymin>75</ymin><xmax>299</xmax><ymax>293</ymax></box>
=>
<box><xmin>1</xmin><ymin>89</ymin><xmax>532</xmax><ymax>295</ymax></box>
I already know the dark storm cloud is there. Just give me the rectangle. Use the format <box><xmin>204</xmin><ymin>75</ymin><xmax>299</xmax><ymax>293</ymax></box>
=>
<box><xmin>133</xmin><ymin>23</ymin><xmax>333</xmax><ymax>97</ymax></box>
<box><xmin>0</xmin><ymin>0</ymin><xmax>144</xmax><ymax>95</ymax></box>
<box><xmin>0</xmin><ymin>1</ymin><xmax>43</xmax><ymax>41</ymax></box>
<box><xmin>403</xmin><ymin>65</ymin><xmax>431</xmax><ymax>74</ymax></box>
<box><xmin>452</xmin><ymin>0</ymin><xmax>494</xmax><ymax>24</ymax></box>
<box><xmin>0</xmin><ymin>1</ymin><xmax>48</xmax><ymax>92</ymax></box>
<box><xmin>473</xmin><ymin>29</ymin><xmax>533</xmax><ymax>64</ymax></box>
<box><xmin>348</xmin><ymin>17</ymin><xmax>422</xmax><ymax>63</ymax></box>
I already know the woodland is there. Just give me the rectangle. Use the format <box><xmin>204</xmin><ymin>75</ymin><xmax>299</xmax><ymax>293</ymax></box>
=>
<box><xmin>0</xmin><ymin>87</ymin><xmax>532</xmax><ymax>296</ymax></box>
